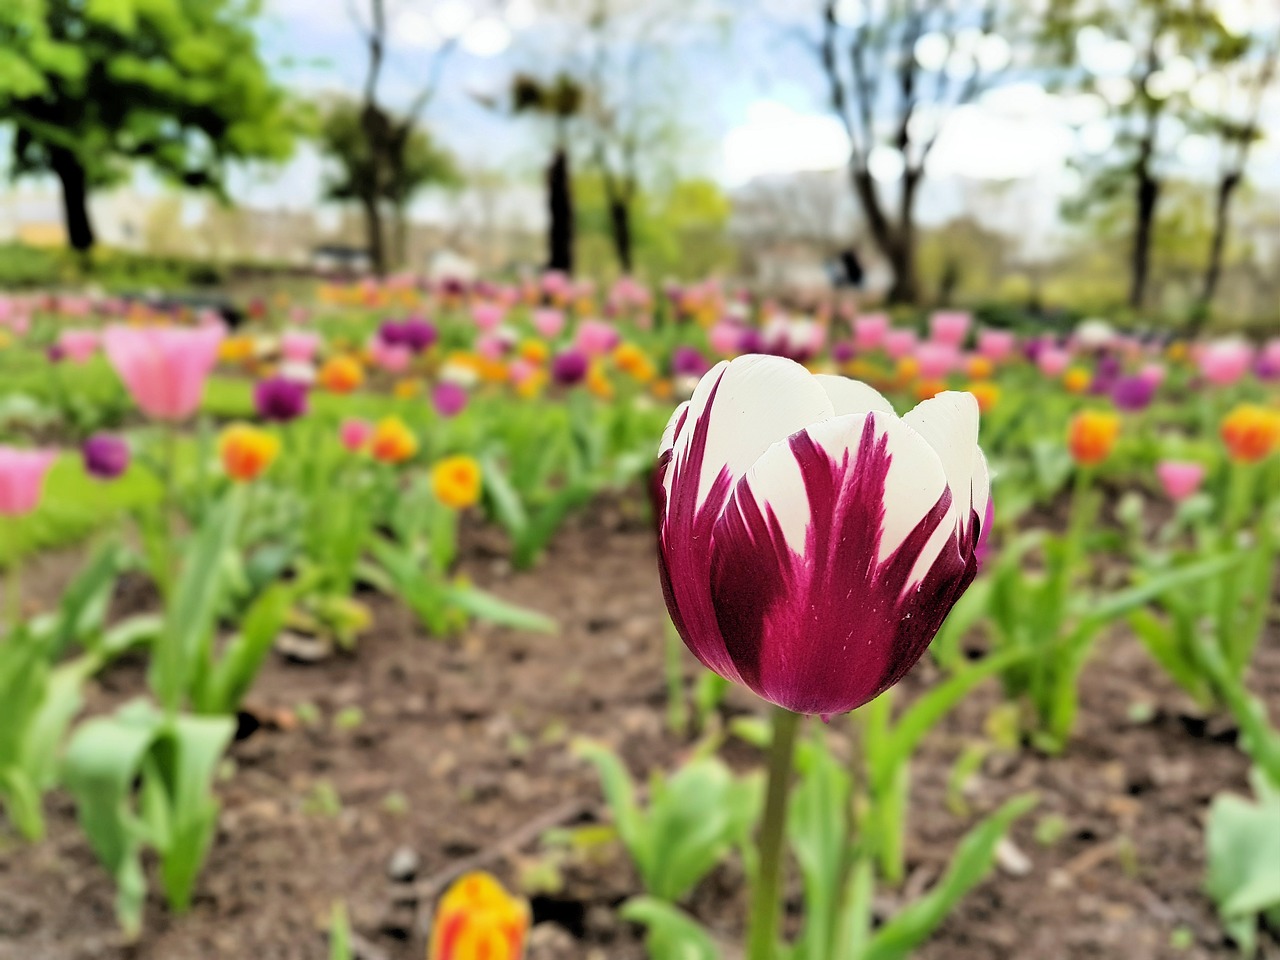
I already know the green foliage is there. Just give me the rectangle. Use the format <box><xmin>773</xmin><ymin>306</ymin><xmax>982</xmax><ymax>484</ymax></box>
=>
<box><xmin>0</xmin><ymin>0</ymin><xmax>294</xmax><ymax>248</ymax></box>
<box><xmin>1206</xmin><ymin>771</ymin><xmax>1280</xmax><ymax>956</ymax></box>
<box><xmin>576</xmin><ymin>739</ymin><xmax>762</xmax><ymax>903</ymax></box>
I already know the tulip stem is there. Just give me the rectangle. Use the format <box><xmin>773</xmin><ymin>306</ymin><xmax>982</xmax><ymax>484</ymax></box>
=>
<box><xmin>747</xmin><ymin>705</ymin><xmax>802</xmax><ymax>960</ymax></box>
<box><xmin>3</xmin><ymin>522</ymin><xmax>20</xmax><ymax>635</ymax></box>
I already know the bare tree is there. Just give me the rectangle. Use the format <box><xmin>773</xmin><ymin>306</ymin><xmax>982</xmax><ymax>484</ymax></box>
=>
<box><xmin>810</xmin><ymin>0</ymin><xmax>1018</xmax><ymax>304</ymax></box>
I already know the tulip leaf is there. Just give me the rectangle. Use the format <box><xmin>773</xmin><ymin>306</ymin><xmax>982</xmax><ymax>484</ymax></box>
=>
<box><xmin>195</xmin><ymin>579</ymin><xmax>297</xmax><ymax>714</ymax></box>
<box><xmin>861</xmin><ymin>793</ymin><xmax>1037</xmax><ymax>960</ymax></box>
<box><xmin>447</xmin><ymin>584</ymin><xmax>556</xmax><ymax>634</ymax></box>
<box><xmin>1206</xmin><ymin>777</ymin><xmax>1280</xmax><ymax>956</ymax></box>
<box><xmin>620</xmin><ymin>897</ymin><xmax>721</xmax><ymax>960</ymax></box>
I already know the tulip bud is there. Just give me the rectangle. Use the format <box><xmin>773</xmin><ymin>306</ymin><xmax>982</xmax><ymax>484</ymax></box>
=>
<box><xmin>1221</xmin><ymin>404</ymin><xmax>1280</xmax><ymax>464</ymax></box>
<box><xmin>82</xmin><ymin>434</ymin><xmax>131</xmax><ymax>480</ymax></box>
<box><xmin>428</xmin><ymin>872</ymin><xmax>529</xmax><ymax>960</ymax></box>
<box><xmin>655</xmin><ymin>355</ymin><xmax>988</xmax><ymax>718</ymax></box>
<box><xmin>432</xmin><ymin>455</ymin><xmax>483</xmax><ymax>510</ymax></box>
<box><xmin>219</xmin><ymin>425</ymin><xmax>279</xmax><ymax>482</ymax></box>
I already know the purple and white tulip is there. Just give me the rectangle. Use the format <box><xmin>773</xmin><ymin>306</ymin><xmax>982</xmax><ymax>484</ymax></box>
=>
<box><xmin>655</xmin><ymin>354</ymin><xmax>988</xmax><ymax>718</ymax></box>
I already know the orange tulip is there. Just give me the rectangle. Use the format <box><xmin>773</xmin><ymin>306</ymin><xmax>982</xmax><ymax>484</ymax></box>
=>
<box><xmin>1063</xmin><ymin>367</ymin><xmax>1090</xmax><ymax>394</ymax></box>
<box><xmin>429</xmin><ymin>873</ymin><xmax>528</xmax><ymax>960</ymax></box>
<box><xmin>370</xmin><ymin>417</ymin><xmax>418</xmax><ymax>464</ymax></box>
<box><xmin>1221</xmin><ymin>404</ymin><xmax>1280</xmax><ymax>464</ymax></box>
<box><xmin>431</xmin><ymin>455</ymin><xmax>483</xmax><ymax>510</ymax></box>
<box><xmin>1068</xmin><ymin>410</ymin><xmax>1120</xmax><ymax>466</ymax></box>
<box><xmin>319</xmin><ymin>355</ymin><xmax>364</xmax><ymax>394</ymax></box>
<box><xmin>219</xmin><ymin>424</ymin><xmax>279</xmax><ymax>482</ymax></box>
<box><xmin>967</xmin><ymin>381</ymin><xmax>1000</xmax><ymax>413</ymax></box>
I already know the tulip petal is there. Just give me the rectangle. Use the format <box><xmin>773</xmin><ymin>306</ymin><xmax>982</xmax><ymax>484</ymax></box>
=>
<box><xmin>815</xmin><ymin>375</ymin><xmax>895</xmax><ymax>417</ymax></box>
<box><xmin>902</xmin><ymin>391</ymin><xmax>982</xmax><ymax>532</ymax></box>
<box><xmin>707</xmin><ymin>413</ymin><xmax>973</xmax><ymax>716</ymax></box>
<box><xmin>657</xmin><ymin>356</ymin><xmax>833</xmax><ymax>683</ymax></box>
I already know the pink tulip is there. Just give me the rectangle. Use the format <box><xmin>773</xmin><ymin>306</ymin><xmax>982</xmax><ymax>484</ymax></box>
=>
<box><xmin>0</xmin><ymin>447</ymin><xmax>58</xmax><ymax>517</ymax></box>
<box><xmin>575</xmin><ymin>319</ymin><xmax>621</xmax><ymax>358</ymax></box>
<box><xmin>853</xmin><ymin>314</ymin><xmax>890</xmax><ymax>352</ymax></box>
<box><xmin>339</xmin><ymin>418</ymin><xmax>374</xmax><ymax>453</ymax></box>
<box><xmin>103</xmin><ymin>323</ymin><xmax>225</xmax><ymax>421</ymax></box>
<box><xmin>1156</xmin><ymin>461</ymin><xmax>1205</xmax><ymax>503</ymax></box>
<box><xmin>930</xmin><ymin>311</ymin><xmax>971</xmax><ymax>347</ymax></box>
<box><xmin>977</xmin><ymin>329</ymin><xmax>1016</xmax><ymax>363</ymax></box>
<box><xmin>370</xmin><ymin>337</ymin><xmax>412</xmax><ymax>374</ymax></box>
<box><xmin>916</xmin><ymin>342</ymin><xmax>958</xmax><ymax>379</ymax></box>
<box><xmin>477</xmin><ymin>331</ymin><xmax>515</xmax><ymax>361</ymax></box>
<box><xmin>883</xmin><ymin>329</ymin><xmax>917</xmax><ymax>360</ymax></box>
<box><xmin>656</xmin><ymin>355</ymin><xmax>988</xmax><ymax>717</ymax></box>
<box><xmin>1138</xmin><ymin>362</ymin><xmax>1166</xmax><ymax>388</ymax></box>
<box><xmin>508</xmin><ymin>358</ymin><xmax>538</xmax><ymax>385</ymax></box>
<box><xmin>56</xmin><ymin>329</ymin><xmax>100</xmax><ymax>364</ymax></box>
<box><xmin>1199</xmin><ymin>338</ymin><xmax>1254</xmax><ymax>387</ymax></box>
<box><xmin>710</xmin><ymin>322</ymin><xmax>743</xmax><ymax>357</ymax></box>
<box><xmin>532</xmin><ymin>308</ymin><xmax>565</xmax><ymax>339</ymax></box>
<box><xmin>1037</xmin><ymin>347</ymin><xmax>1070</xmax><ymax>378</ymax></box>
<box><xmin>472</xmin><ymin>303</ymin><xmax>505</xmax><ymax>331</ymax></box>
<box><xmin>281</xmin><ymin>329</ymin><xmax>321</xmax><ymax>364</ymax></box>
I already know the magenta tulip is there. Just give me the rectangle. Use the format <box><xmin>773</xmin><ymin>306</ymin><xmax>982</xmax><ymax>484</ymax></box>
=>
<box><xmin>103</xmin><ymin>324</ymin><xmax>225</xmax><ymax>421</ymax></box>
<box><xmin>0</xmin><ymin>447</ymin><xmax>58</xmax><ymax>517</ymax></box>
<box><xmin>656</xmin><ymin>355</ymin><xmax>988</xmax><ymax>717</ymax></box>
<box><xmin>1156</xmin><ymin>461</ymin><xmax>1205</xmax><ymax>503</ymax></box>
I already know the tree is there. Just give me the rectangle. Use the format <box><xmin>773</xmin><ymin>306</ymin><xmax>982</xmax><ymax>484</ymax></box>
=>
<box><xmin>809</xmin><ymin>0</ymin><xmax>1020</xmax><ymax>304</ymax></box>
<box><xmin>509</xmin><ymin>72</ymin><xmax>585</xmax><ymax>274</ymax></box>
<box><xmin>0</xmin><ymin>0</ymin><xmax>292</xmax><ymax>253</ymax></box>
<box><xmin>1045</xmin><ymin>0</ymin><xmax>1233</xmax><ymax>312</ymax></box>
<box><xmin>1195</xmin><ymin>19</ymin><xmax>1278</xmax><ymax>323</ymax></box>
<box><xmin>317</xmin><ymin>98</ymin><xmax>458</xmax><ymax>270</ymax></box>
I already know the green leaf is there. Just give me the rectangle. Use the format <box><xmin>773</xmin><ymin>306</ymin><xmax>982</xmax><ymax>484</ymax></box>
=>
<box><xmin>150</xmin><ymin>488</ymin><xmax>244</xmax><ymax>711</ymax></box>
<box><xmin>789</xmin><ymin>730</ymin><xmax>852</xmax><ymax>960</ymax></box>
<box><xmin>447</xmin><ymin>584</ymin><xmax>556</xmax><ymax>634</ymax></box>
<box><xmin>152</xmin><ymin>713</ymin><xmax>235</xmax><ymax>912</ymax></box>
<box><xmin>1206</xmin><ymin>782</ymin><xmax>1280</xmax><ymax>956</ymax></box>
<box><xmin>479</xmin><ymin>453</ymin><xmax>529</xmax><ymax>538</ymax></box>
<box><xmin>62</xmin><ymin>700</ymin><xmax>166</xmax><ymax>939</ymax></box>
<box><xmin>619</xmin><ymin>897</ymin><xmax>722</xmax><ymax>960</ymax></box>
<box><xmin>574</xmin><ymin>740</ymin><xmax>646</xmax><ymax>870</ymax></box>
<box><xmin>862</xmin><ymin>793</ymin><xmax>1037</xmax><ymax>960</ymax></box>
<box><xmin>197</xmin><ymin>580</ymin><xmax>295</xmax><ymax>714</ymax></box>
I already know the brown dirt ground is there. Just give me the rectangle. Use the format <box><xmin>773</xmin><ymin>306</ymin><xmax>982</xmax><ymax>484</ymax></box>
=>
<box><xmin>0</xmin><ymin>495</ymin><xmax>1277</xmax><ymax>960</ymax></box>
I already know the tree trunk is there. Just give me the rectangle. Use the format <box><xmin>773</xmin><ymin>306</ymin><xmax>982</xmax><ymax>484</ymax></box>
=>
<box><xmin>1128</xmin><ymin>169</ymin><xmax>1159</xmax><ymax>311</ymax></box>
<box><xmin>359</xmin><ymin>190</ymin><xmax>385</xmax><ymax>277</ymax></box>
<box><xmin>886</xmin><ymin>169</ymin><xmax>921</xmax><ymax>305</ymax></box>
<box><xmin>607</xmin><ymin>196</ymin><xmax>632</xmax><ymax>274</ymax></box>
<box><xmin>1197</xmin><ymin>170</ymin><xmax>1241</xmax><ymax>325</ymax></box>
<box><xmin>50</xmin><ymin>148</ymin><xmax>95</xmax><ymax>253</ymax></box>
<box><xmin>547</xmin><ymin>145</ymin><xmax>574</xmax><ymax>274</ymax></box>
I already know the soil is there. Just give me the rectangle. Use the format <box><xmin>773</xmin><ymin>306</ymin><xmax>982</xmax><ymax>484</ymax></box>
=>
<box><xmin>0</xmin><ymin>494</ymin><xmax>1277</xmax><ymax>960</ymax></box>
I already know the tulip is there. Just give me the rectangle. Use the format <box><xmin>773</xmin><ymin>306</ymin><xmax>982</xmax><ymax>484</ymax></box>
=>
<box><xmin>82</xmin><ymin>434</ymin><xmax>131</xmax><ymax>480</ymax></box>
<box><xmin>319</xmin><ymin>356</ymin><xmax>364</xmax><ymax>394</ymax></box>
<box><xmin>1063</xmin><ymin>367</ymin><xmax>1090</xmax><ymax>394</ymax></box>
<box><xmin>253</xmin><ymin>376</ymin><xmax>310</xmax><ymax>423</ymax></box>
<box><xmin>915</xmin><ymin>342</ymin><xmax>958</xmax><ymax>379</ymax></box>
<box><xmin>1155</xmin><ymin>461</ymin><xmax>1205</xmax><ymax>502</ymax></box>
<box><xmin>472</xmin><ymin>303</ymin><xmax>505</xmax><ymax>331</ymax></box>
<box><xmin>655</xmin><ymin>354</ymin><xmax>988</xmax><ymax>719</ymax></box>
<box><xmin>219</xmin><ymin>425</ymin><xmax>279</xmax><ymax>482</ymax></box>
<box><xmin>532</xmin><ymin>308</ymin><xmax>565</xmax><ymax>339</ymax></box>
<box><xmin>371</xmin><ymin>337</ymin><xmax>412</xmax><ymax>374</ymax></box>
<box><xmin>432</xmin><ymin>381</ymin><xmax>469</xmax><ymax>418</ymax></box>
<box><xmin>853</xmin><ymin>313</ymin><xmax>889</xmax><ymax>351</ymax></box>
<box><xmin>929</xmin><ymin>310</ymin><xmax>970</xmax><ymax>347</ymax></box>
<box><xmin>977</xmin><ymin>329</ymin><xmax>1015</xmax><ymax>363</ymax></box>
<box><xmin>1199</xmin><ymin>338</ymin><xmax>1254</xmax><ymax>387</ymax></box>
<box><xmin>575</xmin><ymin>319</ymin><xmax>621</xmax><ymax>358</ymax></box>
<box><xmin>428</xmin><ymin>872</ymin><xmax>529</xmax><ymax>960</ymax></box>
<box><xmin>56</xmin><ymin>329</ymin><xmax>100</xmax><ymax>364</ymax></box>
<box><xmin>671</xmin><ymin>345</ymin><xmax>710</xmax><ymax>378</ymax></box>
<box><xmin>280</xmin><ymin>329</ymin><xmax>320</xmax><ymax>364</ymax></box>
<box><xmin>1110</xmin><ymin>375</ymin><xmax>1156</xmax><ymax>412</ymax></box>
<box><xmin>370</xmin><ymin>417</ymin><xmax>418</xmax><ymax>464</ymax></box>
<box><xmin>551</xmin><ymin>348</ymin><xmax>589</xmax><ymax>386</ymax></box>
<box><xmin>103</xmin><ymin>323</ymin><xmax>225</xmax><ymax>421</ymax></box>
<box><xmin>339</xmin><ymin>418</ymin><xmax>374</xmax><ymax>453</ymax></box>
<box><xmin>0</xmin><ymin>447</ymin><xmax>57</xmax><ymax>516</ymax></box>
<box><xmin>431</xmin><ymin>455</ymin><xmax>483</xmax><ymax>510</ymax></box>
<box><xmin>1037</xmin><ymin>346</ymin><xmax>1069</xmax><ymax>378</ymax></box>
<box><xmin>1221</xmin><ymin>404</ymin><xmax>1280</xmax><ymax>464</ymax></box>
<box><xmin>403</xmin><ymin>316</ymin><xmax>439</xmax><ymax>353</ymax></box>
<box><xmin>882</xmin><ymin>329</ymin><xmax>917</xmax><ymax>359</ymax></box>
<box><xmin>1067</xmin><ymin>410</ymin><xmax>1120</xmax><ymax>466</ymax></box>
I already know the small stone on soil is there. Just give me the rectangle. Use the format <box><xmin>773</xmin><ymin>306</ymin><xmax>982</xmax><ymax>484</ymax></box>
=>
<box><xmin>387</xmin><ymin>845</ymin><xmax>420</xmax><ymax>883</ymax></box>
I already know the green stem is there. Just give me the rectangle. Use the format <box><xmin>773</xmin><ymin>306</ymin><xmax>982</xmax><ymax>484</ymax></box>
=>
<box><xmin>747</xmin><ymin>705</ymin><xmax>802</xmax><ymax>960</ymax></box>
<box><xmin>3</xmin><ymin>521</ymin><xmax>21</xmax><ymax>634</ymax></box>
